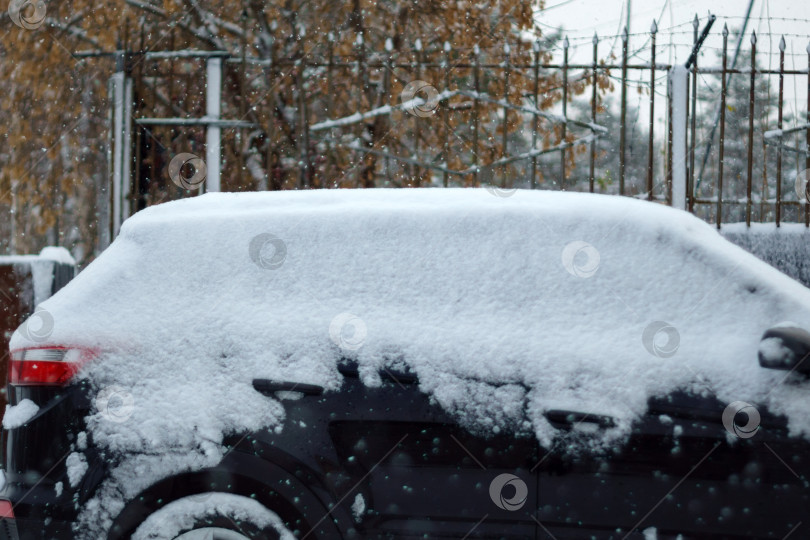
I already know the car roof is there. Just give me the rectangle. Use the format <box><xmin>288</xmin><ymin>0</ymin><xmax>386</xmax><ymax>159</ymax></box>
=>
<box><xmin>13</xmin><ymin>188</ymin><xmax>810</xmax><ymax>448</ymax></box>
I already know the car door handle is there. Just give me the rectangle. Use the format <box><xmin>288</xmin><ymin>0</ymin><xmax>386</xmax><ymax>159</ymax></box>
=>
<box><xmin>544</xmin><ymin>409</ymin><xmax>615</xmax><ymax>429</ymax></box>
<box><xmin>252</xmin><ymin>379</ymin><xmax>324</xmax><ymax>397</ymax></box>
<box><xmin>337</xmin><ymin>362</ymin><xmax>418</xmax><ymax>385</ymax></box>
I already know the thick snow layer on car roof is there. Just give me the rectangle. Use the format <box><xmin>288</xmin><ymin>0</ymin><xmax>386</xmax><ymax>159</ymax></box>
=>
<box><xmin>13</xmin><ymin>189</ymin><xmax>810</xmax><ymax>537</ymax></box>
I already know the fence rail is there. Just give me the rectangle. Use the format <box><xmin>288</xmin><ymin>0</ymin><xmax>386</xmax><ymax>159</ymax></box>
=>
<box><xmin>92</xmin><ymin>17</ymin><xmax>810</xmax><ymax>234</ymax></box>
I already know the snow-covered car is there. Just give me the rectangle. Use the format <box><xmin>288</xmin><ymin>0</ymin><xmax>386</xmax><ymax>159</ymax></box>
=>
<box><xmin>2</xmin><ymin>189</ymin><xmax>810</xmax><ymax>539</ymax></box>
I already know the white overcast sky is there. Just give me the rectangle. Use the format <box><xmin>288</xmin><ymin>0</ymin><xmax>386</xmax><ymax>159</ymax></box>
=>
<box><xmin>538</xmin><ymin>0</ymin><xmax>810</xmax><ymax>64</ymax></box>
<box><xmin>536</xmin><ymin>0</ymin><xmax>810</xmax><ymax>126</ymax></box>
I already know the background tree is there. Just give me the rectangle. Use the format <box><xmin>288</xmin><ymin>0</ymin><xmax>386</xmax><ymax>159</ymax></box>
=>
<box><xmin>0</xmin><ymin>0</ymin><xmax>614</xmax><ymax>264</ymax></box>
<box><xmin>536</xmin><ymin>91</ymin><xmax>652</xmax><ymax>195</ymax></box>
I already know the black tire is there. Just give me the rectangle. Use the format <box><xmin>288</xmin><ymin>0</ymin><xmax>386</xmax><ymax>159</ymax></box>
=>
<box><xmin>168</xmin><ymin>516</ymin><xmax>280</xmax><ymax>540</ymax></box>
<box><xmin>132</xmin><ymin>493</ymin><xmax>296</xmax><ymax>540</ymax></box>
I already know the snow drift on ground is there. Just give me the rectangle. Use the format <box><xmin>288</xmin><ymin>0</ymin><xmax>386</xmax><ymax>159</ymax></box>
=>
<box><xmin>10</xmin><ymin>188</ymin><xmax>810</xmax><ymax>537</ymax></box>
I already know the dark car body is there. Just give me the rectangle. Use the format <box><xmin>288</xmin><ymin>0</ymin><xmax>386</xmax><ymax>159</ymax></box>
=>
<box><xmin>1</xmin><ymin>358</ymin><xmax>808</xmax><ymax>539</ymax></box>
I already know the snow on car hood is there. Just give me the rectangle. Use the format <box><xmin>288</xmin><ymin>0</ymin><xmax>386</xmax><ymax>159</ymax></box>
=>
<box><xmin>11</xmin><ymin>188</ymin><xmax>810</xmax><ymax>536</ymax></box>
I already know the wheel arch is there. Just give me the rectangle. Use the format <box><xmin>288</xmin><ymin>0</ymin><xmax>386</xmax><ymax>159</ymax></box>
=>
<box><xmin>106</xmin><ymin>449</ymin><xmax>349</xmax><ymax>540</ymax></box>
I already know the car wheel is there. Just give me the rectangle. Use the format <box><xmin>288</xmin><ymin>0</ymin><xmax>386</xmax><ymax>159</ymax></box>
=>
<box><xmin>174</xmin><ymin>527</ymin><xmax>264</xmax><ymax>540</ymax></box>
<box><xmin>132</xmin><ymin>492</ymin><xmax>297</xmax><ymax>540</ymax></box>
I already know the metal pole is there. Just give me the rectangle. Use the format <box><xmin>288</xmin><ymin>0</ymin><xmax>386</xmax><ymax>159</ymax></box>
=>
<box><xmin>589</xmin><ymin>33</ymin><xmax>598</xmax><ymax>193</ymax></box>
<box><xmin>776</xmin><ymin>37</ymin><xmax>785</xmax><ymax>227</ymax></box>
<box><xmin>667</xmin><ymin>69</ymin><xmax>673</xmax><ymax>205</ymax></box>
<box><xmin>502</xmin><ymin>42</ymin><xmax>511</xmax><ymax>188</ymax></box>
<box><xmin>9</xmin><ymin>181</ymin><xmax>16</xmax><ymax>253</ymax></box>
<box><xmin>206</xmin><ymin>56</ymin><xmax>222</xmax><ymax>192</ymax></box>
<box><xmin>647</xmin><ymin>21</ymin><xmax>657</xmax><ymax>200</ymax></box>
<box><xmin>806</xmin><ymin>41</ymin><xmax>810</xmax><ymax>227</ymax></box>
<box><xmin>239</xmin><ymin>9</ymin><xmax>247</xmax><ymax>187</ymax></box>
<box><xmin>716</xmin><ymin>25</ymin><xmax>728</xmax><ymax>229</ymax></box>
<box><xmin>414</xmin><ymin>39</ymin><xmax>422</xmax><ymax>185</ymax></box>
<box><xmin>532</xmin><ymin>39</ymin><xmax>542</xmax><ymax>190</ymax></box>
<box><xmin>297</xmin><ymin>62</ymin><xmax>311</xmax><ymax>189</ymax></box>
<box><xmin>619</xmin><ymin>27</ymin><xmax>628</xmax><ymax>195</ymax></box>
<box><xmin>110</xmin><ymin>51</ymin><xmax>133</xmax><ymax>237</ymax></box>
<box><xmin>442</xmin><ymin>41</ymin><xmax>451</xmax><ymax>188</ymax></box>
<box><xmin>473</xmin><ymin>45</ymin><xmax>480</xmax><ymax>185</ymax></box>
<box><xmin>688</xmin><ymin>15</ymin><xmax>699</xmax><ymax>212</ymax></box>
<box><xmin>626</xmin><ymin>0</ymin><xmax>631</xmax><ymax>38</ymax></box>
<box><xmin>325</xmin><ymin>33</ymin><xmax>335</xmax><ymax>189</ymax></box>
<box><xmin>561</xmin><ymin>37</ymin><xmax>569</xmax><ymax>188</ymax></box>
<box><xmin>671</xmin><ymin>64</ymin><xmax>688</xmax><ymax>210</ymax></box>
<box><xmin>746</xmin><ymin>32</ymin><xmax>756</xmax><ymax>227</ymax></box>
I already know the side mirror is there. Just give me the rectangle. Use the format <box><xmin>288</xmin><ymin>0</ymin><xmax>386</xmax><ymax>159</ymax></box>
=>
<box><xmin>759</xmin><ymin>325</ymin><xmax>810</xmax><ymax>374</ymax></box>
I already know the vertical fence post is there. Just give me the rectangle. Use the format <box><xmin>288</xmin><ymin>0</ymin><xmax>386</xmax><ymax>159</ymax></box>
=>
<box><xmin>325</xmin><ymin>32</ymin><xmax>335</xmax><ymax>188</ymax></box>
<box><xmin>297</xmin><ymin>60</ymin><xmax>311</xmax><ymax>189</ymax></box>
<box><xmin>531</xmin><ymin>39</ymin><xmax>542</xmax><ymax>190</ymax></box>
<box><xmin>355</xmin><ymin>32</ymin><xmax>367</xmax><ymax>187</ymax></box>
<box><xmin>442</xmin><ymin>41</ymin><xmax>451</xmax><ymax>188</ymax></box>
<box><xmin>266</xmin><ymin>24</ymin><xmax>277</xmax><ymax>190</ymax></box>
<box><xmin>413</xmin><ymin>39</ymin><xmax>422</xmax><ymax>186</ymax></box>
<box><xmin>716</xmin><ymin>25</ymin><xmax>728</xmax><ymax>229</ymax></box>
<box><xmin>647</xmin><ymin>21</ymin><xmax>657</xmax><ymax>200</ymax></box>
<box><xmin>689</xmin><ymin>15</ymin><xmax>699</xmax><ymax>212</ymax></box>
<box><xmin>619</xmin><ymin>27</ymin><xmax>628</xmax><ymax>195</ymax></box>
<box><xmin>561</xmin><ymin>37</ymin><xmax>569</xmax><ymax>188</ymax></box>
<box><xmin>238</xmin><ymin>9</ymin><xmax>247</xmax><ymax>188</ymax></box>
<box><xmin>472</xmin><ymin>44</ymin><xmax>480</xmax><ymax>185</ymax></box>
<box><xmin>670</xmin><ymin>64</ymin><xmax>689</xmax><ymax>210</ymax></box>
<box><xmin>589</xmin><ymin>33</ymin><xmax>598</xmax><ymax>193</ymax></box>
<box><xmin>168</xmin><ymin>29</ymin><xmax>176</xmax><ymax>190</ymax></box>
<box><xmin>762</xmin><ymin>133</ymin><xmax>768</xmax><ymax>219</ymax></box>
<box><xmin>111</xmin><ymin>51</ymin><xmax>134</xmax><ymax>237</ymax></box>
<box><xmin>149</xmin><ymin>41</ymin><xmax>158</xmax><ymax>207</ymax></box>
<box><xmin>132</xmin><ymin>30</ymin><xmax>143</xmax><ymax>210</ymax></box>
<box><xmin>776</xmin><ymin>36</ymin><xmax>785</xmax><ymax>227</ymax></box>
<box><xmin>746</xmin><ymin>32</ymin><xmax>756</xmax><ymax>227</ymax></box>
<box><xmin>502</xmin><ymin>42</ymin><xmax>511</xmax><ymax>188</ymax></box>
<box><xmin>205</xmin><ymin>56</ymin><xmax>222</xmax><ymax>192</ymax></box>
<box><xmin>805</xmin><ymin>41</ymin><xmax>809</xmax><ymax>227</ymax></box>
<box><xmin>666</xmin><ymin>70</ymin><xmax>673</xmax><ymax>205</ymax></box>
<box><xmin>381</xmin><ymin>38</ymin><xmax>392</xmax><ymax>186</ymax></box>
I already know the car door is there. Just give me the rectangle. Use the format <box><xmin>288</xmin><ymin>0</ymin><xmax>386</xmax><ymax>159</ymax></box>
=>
<box><xmin>328</xmin><ymin>364</ymin><xmax>539</xmax><ymax>539</ymax></box>
<box><xmin>534</xmin><ymin>391</ymin><xmax>809</xmax><ymax>539</ymax></box>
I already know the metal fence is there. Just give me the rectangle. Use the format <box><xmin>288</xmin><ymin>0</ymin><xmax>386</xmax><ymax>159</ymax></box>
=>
<box><xmin>95</xmin><ymin>17</ymin><xmax>810</xmax><ymax>235</ymax></box>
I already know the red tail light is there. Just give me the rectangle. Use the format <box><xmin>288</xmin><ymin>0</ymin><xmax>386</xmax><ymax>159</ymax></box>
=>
<box><xmin>0</xmin><ymin>499</ymin><xmax>13</xmax><ymax>519</ymax></box>
<box><xmin>8</xmin><ymin>347</ymin><xmax>94</xmax><ymax>386</ymax></box>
